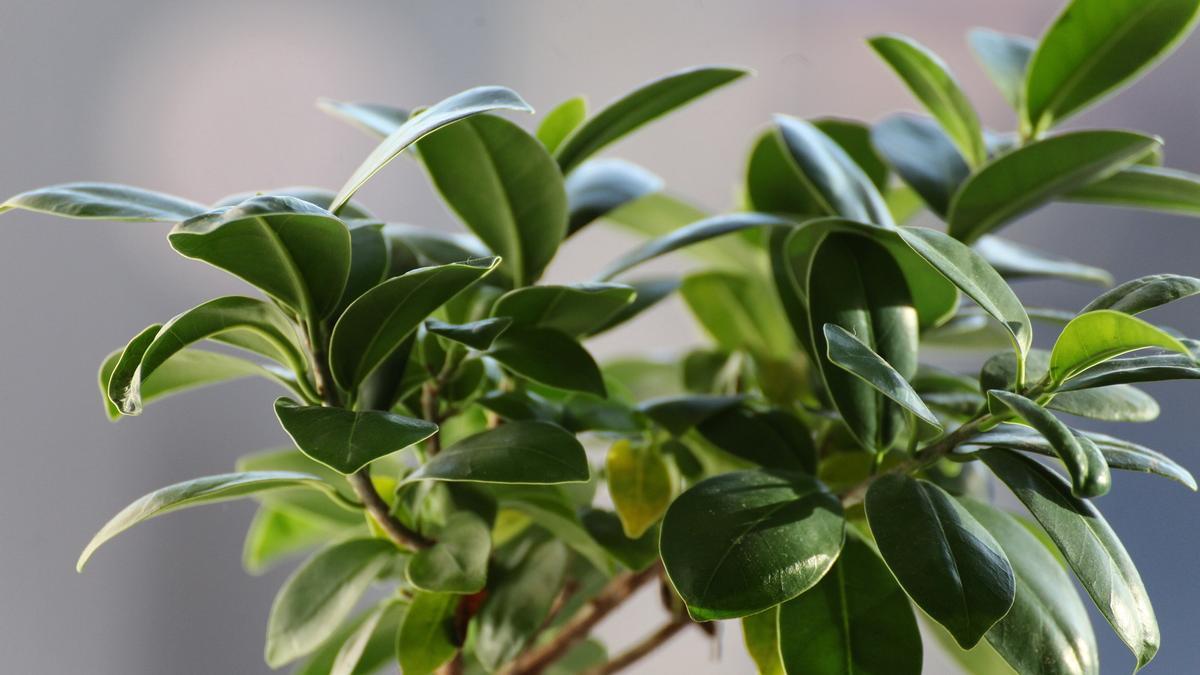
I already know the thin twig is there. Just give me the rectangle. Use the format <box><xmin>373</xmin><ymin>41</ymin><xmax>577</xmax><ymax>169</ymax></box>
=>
<box><xmin>582</xmin><ymin>616</ymin><xmax>691</xmax><ymax>675</ymax></box>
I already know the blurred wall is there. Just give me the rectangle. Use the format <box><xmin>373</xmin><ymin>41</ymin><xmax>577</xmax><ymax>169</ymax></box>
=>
<box><xmin>1</xmin><ymin>1</ymin><xmax>1198</xmax><ymax>672</ymax></box>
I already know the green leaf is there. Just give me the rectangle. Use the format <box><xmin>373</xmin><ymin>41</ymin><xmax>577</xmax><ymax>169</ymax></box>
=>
<box><xmin>1048</xmin><ymin>309</ymin><xmax>1190</xmax><ymax>385</ymax></box>
<box><xmin>637</xmin><ymin>394</ymin><xmax>743</xmax><ymax>435</ymax></box>
<box><xmin>424</xmin><ymin>317</ymin><xmax>511</xmax><ymax>351</ymax></box>
<box><xmin>214</xmin><ymin>186</ymin><xmax>375</xmax><ymax>220</ymax></box>
<box><xmin>487</xmin><ymin>325</ymin><xmax>606</xmax><ymax>397</ymax></box>
<box><xmin>475</xmin><ymin>538</ymin><xmax>569</xmax><ymax>670</ymax></box>
<box><xmin>417</xmin><ymin>115</ymin><xmax>566</xmax><ymax>285</ymax></box>
<box><xmin>404</xmin><ymin>421</ymin><xmax>589</xmax><ymax>485</ymax></box>
<box><xmin>871</xmin><ymin>114</ymin><xmax>969</xmax><ymax>216</ymax></box>
<box><xmin>1081</xmin><ymin>273</ymin><xmax>1200</xmax><ymax>314</ymax></box>
<box><xmin>580</xmin><ymin>509</ymin><xmax>659</xmax><ymax>572</ymax></box>
<box><xmin>968</xmin><ymin>29</ymin><xmax>1035</xmax><ymax>111</ymax></box>
<box><xmin>169</xmin><ymin>195</ymin><xmax>352</xmax><ymax>318</ymax></box>
<box><xmin>680</xmin><ymin>270</ymin><xmax>793</xmax><ymax>358</ymax></box>
<box><xmin>898</xmin><ymin>227</ymin><xmax>1031</xmax><ymax>363</ymax></box>
<box><xmin>741</xmin><ymin>609</ymin><xmax>785</xmax><ymax>675</ymax></box>
<box><xmin>947</xmin><ymin>130</ymin><xmax>1159</xmax><ymax>242</ymax></box>
<box><xmin>869</xmin><ymin>33</ymin><xmax>986</xmax><ymax>167</ymax></box>
<box><xmin>554</xmin><ymin>66</ymin><xmax>747</xmax><ymax>174</ymax></box>
<box><xmin>975</xmin><ymin>236</ymin><xmax>1113</xmax><ymax>286</ymax></box>
<box><xmin>335</xmin><ymin>223</ymin><xmax>390</xmax><ymax>315</ymax></box>
<box><xmin>605</xmin><ymin>439</ymin><xmax>673</xmax><ymax>538</ymax></box>
<box><xmin>329</xmin><ymin>600</ymin><xmax>406</xmax><ymax>675</ymax></box>
<box><xmin>265</xmin><ymin>539</ymin><xmax>400</xmax><ymax>667</ymax></box>
<box><xmin>243</xmin><ymin>505</ymin><xmax>334</xmax><ymax>575</ymax></box>
<box><xmin>1066</xmin><ymin>165</ymin><xmax>1200</xmax><ymax>215</ymax></box>
<box><xmin>1050</xmin><ymin>385</ymin><xmax>1160</xmax><ymax>423</ymax></box>
<box><xmin>981</xmin><ymin>449</ymin><xmax>1159</xmax><ymax>669</ymax></box>
<box><xmin>588</xmin><ymin>277</ymin><xmax>679</xmax><ymax>335</ymax></box>
<box><xmin>960</xmin><ymin>498</ymin><xmax>1099</xmax><ymax>675</ymax></box>
<box><xmin>329</xmin><ymin>257</ymin><xmax>499</xmax><ymax>390</ymax></box>
<box><xmin>331</xmin><ymin>85</ymin><xmax>532</xmax><ymax>212</ymax></box>
<box><xmin>234</xmin><ymin>449</ymin><xmax>361</xmax><ymax>526</ymax></box>
<box><xmin>774</xmin><ymin>116</ymin><xmax>894</xmax><ymax>225</ymax></box>
<box><xmin>696</xmin><ymin>406</ymin><xmax>817</xmax><ymax>473</ymax></box>
<box><xmin>536</xmin><ymin>96</ymin><xmax>587</xmax><ymax>153</ymax></box>
<box><xmin>1057</xmin><ymin>351</ymin><xmax>1200</xmax><ymax>391</ymax></box>
<box><xmin>396</xmin><ymin>591</ymin><xmax>458</xmax><ymax>675</ymax></box>
<box><xmin>988</xmin><ymin>390</ymin><xmax>1110</xmax><ymax>498</ymax></box>
<box><xmin>565</xmin><ymin>159</ymin><xmax>662</xmax><ymax>235</ymax></box>
<box><xmin>0</xmin><ymin>182</ymin><xmax>205</xmax><ymax>221</ymax></box>
<box><xmin>492</xmin><ymin>485</ymin><xmax>616</xmax><ymax>574</ymax></box>
<box><xmin>823</xmin><ymin>323</ymin><xmax>941</xmax><ymax>434</ymax></box>
<box><xmin>406</xmin><ymin>511</ymin><xmax>491</xmax><ymax>594</ymax></box>
<box><xmin>746</xmin><ymin>128</ymin><xmax>827</xmax><ymax>217</ymax></box>
<box><xmin>778</xmin><ymin>535</ymin><xmax>923</xmax><ymax>675</ymax></box>
<box><xmin>660</xmin><ymin>469</ymin><xmax>845</xmax><ymax>620</ymax></box>
<box><xmin>865</xmin><ymin>474</ymin><xmax>1015</xmax><ymax>648</ymax></box>
<box><xmin>1023</xmin><ymin>0</ymin><xmax>1200</xmax><ymax>134</ymax></box>
<box><xmin>274</xmin><ymin>398</ymin><xmax>437</xmax><ymax>474</ymax></box>
<box><xmin>491</xmin><ymin>282</ymin><xmax>635</xmax><ymax>337</ymax></box>
<box><xmin>813</xmin><ymin>117</ymin><xmax>890</xmax><ymax>190</ymax></box>
<box><xmin>317</xmin><ymin>99</ymin><xmax>407</xmax><ymax>138</ymax></box>
<box><xmin>383</xmin><ymin>223</ymin><xmax>492</xmax><ymax>272</ymax></box>
<box><xmin>78</xmin><ymin>471</ymin><xmax>341</xmax><ymax>571</ymax></box>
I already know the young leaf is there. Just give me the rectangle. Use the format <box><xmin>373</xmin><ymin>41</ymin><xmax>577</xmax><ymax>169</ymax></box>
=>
<box><xmin>403</xmin><ymin>421</ymin><xmax>589</xmax><ymax>485</ymax></box>
<box><xmin>554</xmin><ymin>66</ymin><xmax>748</xmax><ymax>173</ymax></box>
<box><xmin>968</xmin><ymin>29</ymin><xmax>1035</xmax><ymax>111</ymax></box>
<box><xmin>169</xmin><ymin>196</ymin><xmax>352</xmax><ymax>318</ymax></box>
<box><xmin>396</xmin><ymin>591</ymin><xmax>458</xmax><ymax>675</ymax></box>
<box><xmin>536</xmin><ymin>96</ymin><xmax>587</xmax><ymax>153</ymax></box>
<box><xmin>1081</xmin><ymin>273</ymin><xmax>1200</xmax><ymax>314</ymax></box>
<box><xmin>331</xmin><ymin>86</ymin><xmax>532</xmax><ymax>212</ymax></box>
<box><xmin>960</xmin><ymin>498</ymin><xmax>1100</xmax><ymax>675</ymax></box>
<box><xmin>417</xmin><ymin>115</ymin><xmax>567</xmax><ymax>285</ymax></box>
<box><xmin>329</xmin><ymin>257</ymin><xmax>499</xmax><ymax>390</ymax></box>
<box><xmin>605</xmin><ymin>439</ymin><xmax>673</xmax><ymax>538</ymax></box>
<box><xmin>823</xmin><ymin>323</ymin><xmax>942</xmax><ymax>434</ymax></box>
<box><xmin>491</xmin><ymin>283</ymin><xmax>635</xmax><ymax>337</ymax></box>
<box><xmin>637</xmin><ymin>394</ymin><xmax>743</xmax><ymax>435</ymax></box>
<box><xmin>778</xmin><ymin>536</ymin><xmax>922</xmax><ymax>675</ymax></box>
<box><xmin>865</xmin><ymin>474</ymin><xmax>1016</xmax><ymax>648</ymax></box>
<box><xmin>564</xmin><ymin>159</ymin><xmax>663</xmax><ymax>235</ymax></box>
<box><xmin>316</xmin><ymin>99</ymin><xmax>408</xmax><ymax>138</ymax></box>
<box><xmin>486</xmin><ymin>326</ymin><xmax>606</xmax><ymax>397</ymax></box>
<box><xmin>871</xmin><ymin>114</ymin><xmax>969</xmax><ymax>216</ymax></box>
<box><xmin>265</xmin><ymin>538</ymin><xmax>398</xmax><ymax>667</ymax></box>
<box><xmin>660</xmin><ymin>469</ymin><xmax>845</xmax><ymax>620</ymax></box>
<box><xmin>981</xmin><ymin>449</ymin><xmax>1160</xmax><ymax>669</ymax></box>
<box><xmin>741</xmin><ymin>609</ymin><xmax>785</xmax><ymax>675</ymax></box>
<box><xmin>329</xmin><ymin>600</ymin><xmax>406</xmax><ymax>675</ymax></box>
<box><xmin>696</xmin><ymin>406</ymin><xmax>817</xmax><ymax>473</ymax></box>
<box><xmin>1066</xmin><ymin>165</ymin><xmax>1200</xmax><ymax>215</ymax></box>
<box><xmin>475</xmin><ymin>538</ymin><xmax>569</xmax><ymax>670</ymax></box>
<box><xmin>406</xmin><ymin>511</ymin><xmax>491</xmax><ymax>593</ymax></box>
<box><xmin>1023</xmin><ymin>0</ymin><xmax>1200</xmax><ymax>134</ymax></box>
<box><xmin>947</xmin><ymin>130</ymin><xmax>1159</xmax><ymax>242</ymax></box>
<box><xmin>975</xmin><ymin>236</ymin><xmax>1113</xmax><ymax>286</ymax></box>
<box><xmin>0</xmin><ymin>182</ymin><xmax>205</xmax><ymax>221</ymax></box>
<box><xmin>242</xmin><ymin>505</ymin><xmax>333</xmax><ymax>575</ymax></box>
<box><xmin>274</xmin><ymin>398</ymin><xmax>438</xmax><ymax>474</ymax></box>
<box><xmin>869</xmin><ymin>34</ymin><xmax>986</xmax><ymax>167</ymax></box>
<box><xmin>425</xmin><ymin>317</ymin><xmax>512</xmax><ymax>351</ymax></box>
<box><xmin>1048</xmin><ymin>309</ymin><xmax>1190</xmax><ymax>385</ymax></box>
<box><xmin>988</xmin><ymin>390</ymin><xmax>1110</xmax><ymax>498</ymax></box>
<box><xmin>78</xmin><ymin>471</ymin><xmax>343</xmax><ymax>571</ymax></box>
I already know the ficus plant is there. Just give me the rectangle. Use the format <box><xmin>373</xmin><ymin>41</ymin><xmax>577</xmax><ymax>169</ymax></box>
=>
<box><xmin>7</xmin><ymin>0</ymin><xmax>1200</xmax><ymax>673</ymax></box>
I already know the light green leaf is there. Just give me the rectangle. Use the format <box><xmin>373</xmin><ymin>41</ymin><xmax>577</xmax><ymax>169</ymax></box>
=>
<box><xmin>487</xmin><ymin>325</ymin><xmax>606</xmax><ymax>397</ymax></box>
<box><xmin>475</xmin><ymin>538</ymin><xmax>569</xmax><ymax>670</ymax></box>
<box><xmin>536</xmin><ymin>96</ymin><xmax>587</xmax><ymax>154</ymax></box>
<box><xmin>405</xmin><ymin>421</ymin><xmax>589</xmax><ymax>485</ymax></box>
<box><xmin>947</xmin><ymin>130</ymin><xmax>1159</xmax><ymax>242</ymax></box>
<box><xmin>492</xmin><ymin>486</ymin><xmax>616</xmax><ymax>574</ymax></box>
<box><xmin>565</xmin><ymin>159</ymin><xmax>662</xmax><ymax>235</ymax></box>
<box><xmin>329</xmin><ymin>600</ymin><xmax>406</xmax><ymax>675</ymax></box>
<box><xmin>396</xmin><ymin>591</ymin><xmax>458</xmax><ymax>675</ymax></box>
<box><xmin>1081</xmin><ymin>273</ymin><xmax>1200</xmax><ymax>314</ymax></box>
<box><xmin>274</xmin><ymin>398</ymin><xmax>437</xmax><ymax>474</ymax></box>
<box><xmin>871</xmin><ymin>114</ymin><xmax>969</xmax><ymax>216</ymax></box>
<box><xmin>975</xmin><ymin>236</ymin><xmax>1113</xmax><ymax>286</ymax></box>
<box><xmin>606</xmin><ymin>439</ymin><xmax>673</xmax><ymax>538</ymax></box>
<box><xmin>1050</xmin><ymin>385</ymin><xmax>1160</xmax><ymax>423</ymax></box>
<box><xmin>968</xmin><ymin>29</ymin><xmax>1035</xmax><ymax>111</ymax></box>
<box><xmin>681</xmin><ymin>270</ymin><xmax>793</xmax><ymax>358</ymax></box>
<box><xmin>823</xmin><ymin>323</ymin><xmax>941</xmax><ymax>434</ymax></box>
<box><xmin>491</xmin><ymin>282</ymin><xmax>635</xmax><ymax>337</ymax></box>
<box><xmin>331</xmin><ymin>86</ymin><xmax>532</xmax><ymax>212</ymax></box>
<box><xmin>317</xmin><ymin>99</ymin><xmax>407</xmax><ymax>138</ymax></box>
<box><xmin>243</xmin><ymin>505</ymin><xmax>335</xmax><ymax>575</ymax></box>
<box><xmin>1058</xmin><ymin>351</ymin><xmax>1200</xmax><ymax>392</ymax></box>
<box><xmin>406</xmin><ymin>511</ymin><xmax>491</xmax><ymax>594</ymax></box>
<box><xmin>660</xmin><ymin>469</ymin><xmax>845</xmax><ymax>620</ymax></box>
<box><xmin>554</xmin><ymin>66</ymin><xmax>747</xmax><ymax>174</ymax></box>
<box><xmin>1048</xmin><ymin>309</ymin><xmax>1190</xmax><ymax>384</ymax></box>
<box><xmin>1066</xmin><ymin>165</ymin><xmax>1200</xmax><ymax>215</ymax></box>
<box><xmin>988</xmin><ymin>390</ymin><xmax>1110</xmax><ymax>498</ymax></box>
<box><xmin>869</xmin><ymin>33</ymin><xmax>986</xmax><ymax>167</ymax></box>
<box><xmin>741</xmin><ymin>609</ymin><xmax>785</xmax><ymax>675</ymax></box>
<box><xmin>0</xmin><ymin>182</ymin><xmax>205</xmax><ymax>221</ymax></box>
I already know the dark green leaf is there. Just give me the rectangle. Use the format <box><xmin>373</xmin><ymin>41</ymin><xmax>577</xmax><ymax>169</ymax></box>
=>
<box><xmin>536</xmin><ymin>96</ymin><xmax>587</xmax><ymax>154</ymax></box>
<box><xmin>1066</xmin><ymin>165</ymin><xmax>1200</xmax><ymax>215</ymax></box>
<box><xmin>565</xmin><ymin>159</ymin><xmax>662</xmax><ymax>235</ymax></box>
<box><xmin>1082</xmin><ymin>273</ymin><xmax>1200</xmax><ymax>314</ymax></box>
<box><xmin>0</xmin><ymin>182</ymin><xmax>205</xmax><ymax>221</ymax></box>
<box><xmin>696</xmin><ymin>406</ymin><xmax>817</xmax><ymax>473</ymax></box>
<box><xmin>404</xmin><ymin>421</ymin><xmax>589</xmax><ymax>485</ymax></box>
<box><xmin>335</xmin><ymin>223</ymin><xmax>390</xmax><ymax>315</ymax></box>
<box><xmin>554</xmin><ymin>66</ymin><xmax>747</xmax><ymax>174</ymax></box>
<box><xmin>487</xmin><ymin>325</ymin><xmax>606</xmax><ymax>397</ymax></box>
<box><xmin>988</xmin><ymin>390</ymin><xmax>1110</xmax><ymax>498</ymax></box>
<box><xmin>660</xmin><ymin>469</ymin><xmax>845</xmax><ymax>620</ymax></box>
<box><xmin>1049</xmin><ymin>309</ymin><xmax>1190</xmax><ymax>385</ymax></box>
<box><xmin>823</xmin><ymin>323</ymin><xmax>941</xmax><ymax>434</ymax></box>
<box><xmin>274</xmin><ymin>398</ymin><xmax>437</xmax><ymax>474</ymax></box>
<box><xmin>396</xmin><ymin>591</ymin><xmax>458</xmax><ymax>675</ymax></box>
<box><xmin>580</xmin><ymin>509</ymin><xmax>659</xmax><ymax>572</ymax></box>
<box><xmin>976</xmin><ymin>235</ymin><xmax>1113</xmax><ymax>286</ymax></box>
<box><xmin>317</xmin><ymin>99</ymin><xmax>407</xmax><ymax>138</ymax></box>
<box><xmin>981</xmin><ymin>449</ymin><xmax>1159</xmax><ymax>669</ymax></box>
<box><xmin>383</xmin><ymin>223</ymin><xmax>492</xmax><ymax>272</ymax></box>
<box><xmin>865</xmin><ymin>474</ymin><xmax>1015</xmax><ymax>648</ymax></box>
<box><xmin>587</xmin><ymin>277</ymin><xmax>679</xmax><ymax>335</ymax></box>
<box><xmin>213</xmin><ymin>186</ymin><xmax>375</xmax><ymax>220</ymax></box>
<box><xmin>475</xmin><ymin>538</ymin><xmax>569</xmax><ymax>670</ymax></box>
<box><xmin>871</xmin><ymin>114</ymin><xmax>969</xmax><ymax>216</ymax></box>
<box><xmin>406</xmin><ymin>511</ymin><xmax>491</xmax><ymax>593</ymax></box>
<box><xmin>1058</xmin><ymin>351</ymin><xmax>1200</xmax><ymax>391</ymax></box>
<box><xmin>1050</xmin><ymin>385</ymin><xmax>1160</xmax><ymax>423</ymax></box>
<box><xmin>637</xmin><ymin>394</ymin><xmax>742</xmax><ymax>435</ymax></box>
<box><xmin>746</xmin><ymin>128</ymin><xmax>826</xmax><ymax>217</ymax></box>
<box><xmin>425</xmin><ymin>317</ymin><xmax>511</xmax><ymax>351</ymax></box>
<box><xmin>774</xmin><ymin>115</ymin><xmax>894</xmax><ymax>225</ymax></box>
<box><xmin>968</xmin><ymin>29</ymin><xmax>1035</xmax><ymax>110</ymax></box>
<box><xmin>813</xmin><ymin>117</ymin><xmax>890</xmax><ymax>190</ymax></box>
<box><xmin>491</xmin><ymin>283</ymin><xmax>635</xmax><ymax>337</ymax></box>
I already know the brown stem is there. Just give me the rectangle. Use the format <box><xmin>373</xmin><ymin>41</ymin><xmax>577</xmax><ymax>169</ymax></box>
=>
<box><xmin>501</xmin><ymin>564</ymin><xmax>661</xmax><ymax>675</ymax></box>
<box><xmin>582</xmin><ymin>617</ymin><xmax>691</xmax><ymax>675</ymax></box>
<box><xmin>421</xmin><ymin>381</ymin><xmax>443</xmax><ymax>455</ymax></box>
<box><xmin>436</xmin><ymin>653</ymin><xmax>464</xmax><ymax>675</ymax></box>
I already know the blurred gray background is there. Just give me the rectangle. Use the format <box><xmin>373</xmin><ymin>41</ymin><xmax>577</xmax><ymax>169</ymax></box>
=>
<box><xmin>2</xmin><ymin>0</ymin><xmax>1199</xmax><ymax>672</ymax></box>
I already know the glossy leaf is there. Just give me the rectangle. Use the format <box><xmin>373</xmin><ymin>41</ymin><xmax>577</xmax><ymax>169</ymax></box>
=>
<box><xmin>425</xmin><ymin>317</ymin><xmax>511</xmax><ymax>351</ymax></box>
<box><xmin>869</xmin><ymin>33</ymin><xmax>986</xmax><ymax>166</ymax></box>
<box><xmin>981</xmin><ymin>449</ymin><xmax>1160</xmax><ymax>669</ymax></box>
<box><xmin>331</xmin><ymin>85</ymin><xmax>532</xmax><ymax>212</ymax></box>
<box><xmin>968</xmin><ymin>29</ymin><xmax>1035</xmax><ymax>110</ymax></box>
<box><xmin>947</xmin><ymin>131</ymin><xmax>1160</xmax><ymax>243</ymax></box>
<box><xmin>1067</xmin><ymin>165</ymin><xmax>1200</xmax><ymax>215</ymax></box>
<box><xmin>988</xmin><ymin>390</ymin><xmax>1110</xmax><ymax>498</ymax></box>
<box><xmin>865</xmin><ymin>474</ymin><xmax>1015</xmax><ymax>648</ymax></box>
<box><xmin>1023</xmin><ymin>0</ymin><xmax>1200</xmax><ymax>134</ymax></box>
<box><xmin>1048</xmin><ymin>309</ymin><xmax>1190</xmax><ymax>385</ymax></box>
<box><xmin>487</xmin><ymin>326</ymin><xmax>606</xmax><ymax>397</ymax></box>
<box><xmin>1058</xmin><ymin>351</ymin><xmax>1200</xmax><ymax>391</ymax></box>
<box><xmin>78</xmin><ymin>471</ymin><xmax>341</xmax><ymax>571</ymax></box>
<box><xmin>823</xmin><ymin>323</ymin><xmax>941</xmax><ymax>434</ymax></box>
<box><xmin>696</xmin><ymin>406</ymin><xmax>817</xmax><ymax>473</ymax></box>
<box><xmin>976</xmin><ymin>235</ymin><xmax>1113</xmax><ymax>286</ymax></box>
<box><xmin>265</xmin><ymin>537</ymin><xmax>398</xmax><ymax>667</ymax></box>
<box><xmin>169</xmin><ymin>196</ymin><xmax>351</xmax><ymax>318</ymax></box>
<box><xmin>404</xmin><ymin>421</ymin><xmax>589</xmax><ymax>485</ymax></box>
<box><xmin>536</xmin><ymin>96</ymin><xmax>587</xmax><ymax>153</ymax></box>
<box><xmin>475</xmin><ymin>538</ymin><xmax>569</xmax><ymax>670</ymax></box>
<box><xmin>316</xmin><ymin>99</ymin><xmax>407</xmax><ymax>138</ymax></box>
<box><xmin>329</xmin><ymin>257</ymin><xmax>499</xmax><ymax>390</ymax></box>
<box><xmin>565</xmin><ymin>159</ymin><xmax>662</xmax><ymax>235</ymax></box>
<box><xmin>1082</xmin><ymin>273</ymin><xmax>1200</xmax><ymax>315</ymax></box>
<box><xmin>1050</xmin><ymin>384</ymin><xmax>1160</xmax><ymax>423</ymax></box>
<box><xmin>396</xmin><ymin>591</ymin><xmax>458</xmax><ymax>675</ymax></box>
<box><xmin>778</xmin><ymin>536</ymin><xmax>922</xmax><ymax>675</ymax></box>
<box><xmin>638</xmin><ymin>394</ymin><xmax>743</xmax><ymax>436</ymax></box>
<box><xmin>417</xmin><ymin>114</ymin><xmax>566</xmax><ymax>284</ymax></box>
<box><xmin>0</xmin><ymin>182</ymin><xmax>205</xmax><ymax>221</ymax></box>
<box><xmin>406</xmin><ymin>511</ymin><xmax>491</xmax><ymax>593</ymax></box>
<box><xmin>274</xmin><ymin>398</ymin><xmax>437</xmax><ymax>474</ymax></box>
<box><xmin>491</xmin><ymin>282</ymin><xmax>635</xmax><ymax>337</ymax></box>
<box><xmin>605</xmin><ymin>439</ymin><xmax>673</xmax><ymax>538</ymax></box>
<box><xmin>660</xmin><ymin>469</ymin><xmax>845</xmax><ymax>620</ymax></box>
<box><xmin>554</xmin><ymin>66</ymin><xmax>747</xmax><ymax>173</ymax></box>
<box><xmin>871</xmin><ymin>114</ymin><xmax>968</xmax><ymax>216</ymax></box>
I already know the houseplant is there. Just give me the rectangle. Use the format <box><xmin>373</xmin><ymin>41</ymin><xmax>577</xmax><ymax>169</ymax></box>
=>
<box><xmin>5</xmin><ymin>0</ymin><xmax>1200</xmax><ymax>672</ymax></box>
